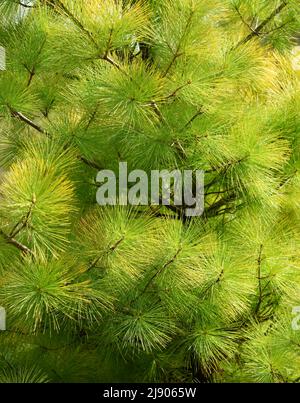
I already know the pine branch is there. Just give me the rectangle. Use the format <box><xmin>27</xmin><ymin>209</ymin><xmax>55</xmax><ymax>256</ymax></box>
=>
<box><xmin>254</xmin><ymin>244</ymin><xmax>264</xmax><ymax>315</ymax></box>
<box><xmin>162</xmin><ymin>8</ymin><xmax>195</xmax><ymax>78</ymax></box>
<box><xmin>55</xmin><ymin>0</ymin><xmax>98</xmax><ymax>48</ymax></box>
<box><xmin>236</xmin><ymin>1</ymin><xmax>288</xmax><ymax>47</ymax></box>
<box><xmin>182</xmin><ymin>108</ymin><xmax>204</xmax><ymax>129</ymax></box>
<box><xmin>9</xmin><ymin>195</ymin><xmax>36</xmax><ymax>238</ymax></box>
<box><xmin>24</xmin><ymin>37</ymin><xmax>47</xmax><ymax>88</ymax></box>
<box><xmin>156</xmin><ymin>81</ymin><xmax>192</xmax><ymax>103</ymax></box>
<box><xmin>205</xmin><ymin>192</ymin><xmax>237</xmax><ymax>217</ymax></box>
<box><xmin>52</xmin><ymin>1</ymin><xmax>162</xmax><ymax>125</ymax></box>
<box><xmin>102</xmin><ymin>54</ymin><xmax>126</xmax><ymax>74</ymax></box>
<box><xmin>8</xmin><ymin>108</ymin><xmax>103</xmax><ymax>171</ymax></box>
<box><xmin>233</xmin><ymin>4</ymin><xmax>257</xmax><ymax>35</ymax></box>
<box><xmin>78</xmin><ymin>156</ymin><xmax>103</xmax><ymax>171</ymax></box>
<box><xmin>1</xmin><ymin>0</ymin><xmax>299</xmax><ymax>382</ymax></box>
<box><xmin>54</xmin><ymin>0</ymin><xmax>126</xmax><ymax>74</ymax></box>
<box><xmin>0</xmin><ymin>229</ymin><xmax>33</xmax><ymax>255</ymax></box>
<box><xmin>10</xmin><ymin>109</ymin><xmax>50</xmax><ymax>137</ymax></box>
<box><xmin>132</xmin><ymin>246</ymin><xmax>183</xmax><ymax>303</ymax></box>
<box><xmin>104</xmin><ymin>28</ymin><xmax>114</xmax><ymax>58</ymax></box>
<box><xmin>87</xmin><ymin>236</ymin><xmax>125</xmax><ymax>272</ymax></box>
<box><xmin>206</xmin><ymin>156</ymin><xmax>247</xmax><ymax>174</ymax></box>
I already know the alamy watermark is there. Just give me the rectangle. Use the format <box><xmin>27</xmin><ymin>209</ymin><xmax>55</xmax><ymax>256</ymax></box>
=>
<box><xmin>292</xmin><ymin>306</ymin><xmax>300</xmax><ymax>331</ymax></box>
<box><xmin>0</xmin><ymin>46</ymin><xmax>5</xmax><ymax>71</ymax></box>
<box><xmin>96</xmin><ymin>162</ymin><xmax>205</xmax><ymax>217</ymax></box>
<box><xmin>0</xmin><ymin>307</ymin><xmax>6</xmax><ymax>331</ymax></box>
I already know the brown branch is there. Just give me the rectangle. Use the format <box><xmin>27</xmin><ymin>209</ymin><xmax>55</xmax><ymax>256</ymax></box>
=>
<box><xmin>236</xmin><ymin>1</ymin><xmax>288</xmax><ymax>47</ymax></box>
<box><xmin>171</xmin><ymin>138</ymin><xmax>187</xmax><ymax>159</ymax></box>
<box><xmin>43</xmin><ymin>99</ymin><xmax>55</xmax><ymax>118</ymax></box>
<box><xmin>264</xmin><ymin>19</ymin><xmax>292</xmax><ymax>35</ymax></box>
<box><xmin>182</xmin><ymin>108</ymin><xmax>204</xmax><ymax>130</ymax></box>
<box><xmin>55</xmin><ymin>0</ymin><xmax>98</xmax><ymax>48</ymax></box>
<box><xmin>23</xmin><ymin>62</ymin><xmax>35</xmax><ymax>87</ymax></box>
<box><xmin>8</xmin><ymin>107</ymin><xmax>103</xmax><ymax>171</ymax></box>
<box><xmin>25</xmin><ymin>37</ymin><xmax>47</xmax><ymax>87</ymax></box>
<box><xmin>9</xmin><ymin>196</ymin><xmax>36</xmax><ymax>239</ymax></box>
<box><xmin>157</xmin><ymin>195</ymin><xmax>187</xmax><ymax>220</ymax></box>
<box><xmin>162</xmin><ymin>9</ymin><xmax>195</xmax><ymax>78</ymax></box>
<box><xmin>205</xmin><ymin>193</ymin><xmax>236</xmax><ymax>216</ymax></box>
<box><xmin>279</xmin><ymin>170</ymin><xmax>298</xmax><ymax>189</ymax></box>
<box><xmin>55</xmin><ymin>0</ymin><xmax>126</xmax><ymax>75</ymax></box>
<box><xmin>156</xmin><ymin>81</ymin><xmax>192</xmax><ymax>103</ymax></box>
<box><xmin>102</xmin><ymin>54</ymin><xmax>126</xmax><ymax>74</ymax></box>
<box><xmin>0</xmin><ymin>229</ymin><xmax>33</xmax><ymax>255</ymax></box>
<box><xmin>132</xmin><ymin>246</ymin><xmax>183</xmax><ymax>303</ymax></box>
<box><xmin>149</xmin><ymin>100</ymin><xmax>164</xmax><ymax>120</ymax></box>
<box><xmin>200</xmin><ymin>268</ymin><xmax>225</xmax><ymax>298</ymax></box>
<box><xmin>85</xmin><ymin>106</ymin><xmax>99</xmax><ymax>131</ymax></box>
<box><xmin>162</xmin><ymin>52</ymin><xmax>183</xmax><ymax>78</ymax></box>
<box><xmin>147</xmin><ymin>208</ymin><xmax>181</xmax><ymax>220</ymax></box>
<box><xmin>10</xmin><ymin>109</ymin><xmax>50</xmax><ymax>137</ymax></box>
<box><xmin>78</xmin><ymin>156</ymin><xmax>102</xmax><ymax>171</ymax></box>
<box><xmin>206</xmin><ymin>156</ymin><xmax>247</xmax><ymax>174</ymax></box>
<box><xmin>87</xmin><ymin>236</ymin><xmax>125</xmax><ymax>272</ymax></box>
<box><xmin>254</xmin><ymin>244</ymin><xmax>264</xmax><ymax>315</ymax></box>
<box><xmin>205</xmin><ymin>187</ymin><xmax>236</xmax><ymax>196</ymax></box>
<box><xmin>27</xmin><ymin>69</ymin><xmax>35</xmax><ymax>87</ymax></box>
<box><xmin>233</xmin><ymin>4</ymin><xmax>257</xmax><ymax>35</ymax></box>
<box><xmin>104</xmin><ymin>28</ymin><xmax>114</xmax><ymax>58</ymax></box>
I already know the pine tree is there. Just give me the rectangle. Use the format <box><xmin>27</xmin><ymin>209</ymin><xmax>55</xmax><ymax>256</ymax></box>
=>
<box><xmin>0</xmin><ymin>0</ymin><xmax>300</xmax><ymax>383</ymax></box>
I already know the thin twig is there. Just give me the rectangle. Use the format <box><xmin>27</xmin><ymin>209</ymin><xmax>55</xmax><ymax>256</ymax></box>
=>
<box><xmin>254</xmin><ymin>244</ymin><xmax>264</xmax><ymax>315</ymax></box>
<box><xmin>236</xmin><ymin>1</ymin><xmax>288</xmax><ymax>47</ymax></box>
<box><xmin>78</xmin><ymin>156</ymin><xmax>102</xmax><ymax>171</ymax></box>
<box><xmin>233</xmin><ymin>4</ymin><xmax>257</xmax><ymax>35</ymax></box>
<box><xmin>0</xmin><ymin>229</ymin><xmax>33</xmax><ymax>255</ymax></box>
<box><xmin>104</xmin><ymin>28</ymin><xmax>114</xmax><ymax>58</ymax></box>
<box><xmin>9</xmin><ymin>107</ymin><xmax>103</xmax><ymax>171</ymax></box>
<box><xmin>182</xmin><ymin>108</ymin><xmax>204</xmax><ymax>130</ymax></box>
<box><xmin>156</xmin><ymin>81</ymin><xmax>192</xmax><ymax>103</ymax></box>
<box><xmin>162</xmin><ymin>9</ymin><xmax>195</xmax><ymax>78</ymax></box>
<box><xmin>55</xmin><ymin>0</ymin><xmax>98</xmax><ymax>48</ymax></box>
<box><xmin>131</xmin><ymin>246</ymin><xmax>183</xmax><ymax>303</ymax></box>
<box><xmin>9</xmin><ymin>196</ymin><xmax>36</xmax><ymax>239</ymax></box>
<box><xmin>10</xmin><ymin>109</ymin><xmax>50</xmax><ymax>137</ymax></box>
<box><xmin>87</xmin><ymin>236</ymin><xmax>125</xmax><ymax>272</ymax></box>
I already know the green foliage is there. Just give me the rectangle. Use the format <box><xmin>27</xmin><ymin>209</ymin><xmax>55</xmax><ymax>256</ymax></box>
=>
<box><xmin>0</xmin><ymin>0</ymin><xmax>299</xmax><ymax>383</ymax></box>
